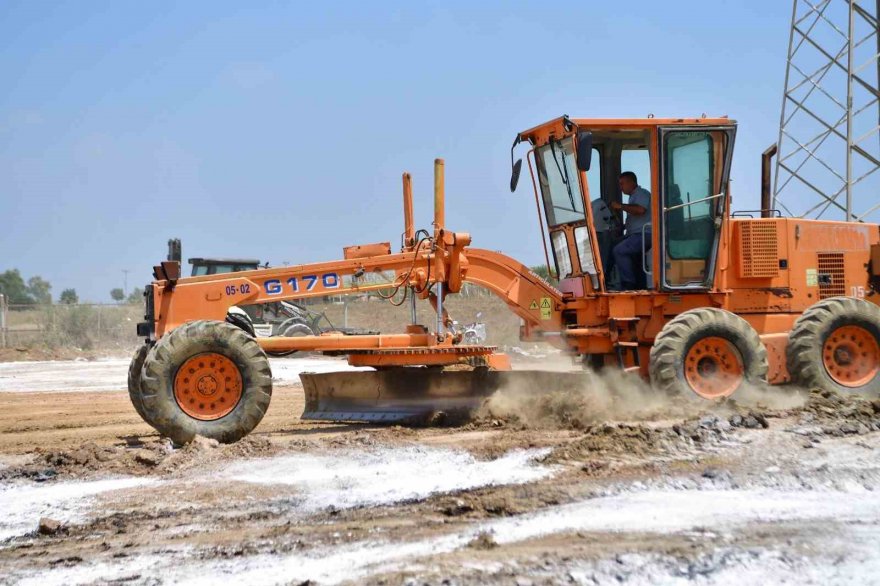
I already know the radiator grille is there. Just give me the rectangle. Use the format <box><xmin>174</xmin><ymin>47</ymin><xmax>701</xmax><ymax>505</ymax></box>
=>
<box><xmin>739</xmin><ymin>221</ymin><xmax>779</xmax><ymax>278</ymax></box>
<box><xmin>817</xmin><ymin>252</ymin><xmax>846</xmax><ymax>299</ymax></box>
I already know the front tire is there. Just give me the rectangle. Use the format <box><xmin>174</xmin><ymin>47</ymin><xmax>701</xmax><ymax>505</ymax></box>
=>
<box><xmin>127</xmin><ymin>344</ymin><xmax>152</xmax><ymax>423</ymax></box>
<box><xmin>650</xmin><ymin>307</ymin><xmax>768</xmax><ymax>399</ymax></box>
<box><xmin>787</xmin><ymin>297</ymin><xmax>880</xmax><ymax>396</ymax></box>
<box><xmin>139</xmin><ymin>320</ymin><xmax>273</xmax><ymax>444</ymax></box>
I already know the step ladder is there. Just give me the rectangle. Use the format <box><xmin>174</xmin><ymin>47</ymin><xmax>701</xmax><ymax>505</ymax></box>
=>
<box><xmin>610</xmin><ymin>318</ymin><xmax>640</xmax><ymax>370</ymax></box>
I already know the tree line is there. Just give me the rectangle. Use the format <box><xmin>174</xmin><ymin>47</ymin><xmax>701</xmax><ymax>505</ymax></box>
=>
<box><xmin>0</xmin><ymin>269</ymin><xmax>142</xmax><ymax>305</ymax></box>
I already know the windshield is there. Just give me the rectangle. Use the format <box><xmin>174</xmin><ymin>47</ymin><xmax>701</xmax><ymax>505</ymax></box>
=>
<box><xmin>536</xmin><ymin>139</ymin><xmax>585</xmax><ymax>226</ymax></box>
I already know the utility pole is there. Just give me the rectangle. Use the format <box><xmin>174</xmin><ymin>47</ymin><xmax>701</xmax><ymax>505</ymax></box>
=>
<box><xmin>0</xmin><ymin>293</ymin><xmax>7</xmax><ymax>349</ymax></box>
<box><xmin>122</xmin><ymin>269</ymin><xmax>129</xmax><ymax>296</ymax></box>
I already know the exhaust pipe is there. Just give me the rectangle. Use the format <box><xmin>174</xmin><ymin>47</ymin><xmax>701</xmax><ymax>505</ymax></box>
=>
<box><xmin>402</xmin><ymin>172</ymin><xmax>415</xmax><ymax>250</ymax></box>
<box><xmin>434</xmin><ymin>158</ymin><xmax>445</xmax><ymax>236</ymax></box>
<box><xmin>761</xmin><ymin>144</ymin><xmax>777</xmax><ymax>218</ymax></box>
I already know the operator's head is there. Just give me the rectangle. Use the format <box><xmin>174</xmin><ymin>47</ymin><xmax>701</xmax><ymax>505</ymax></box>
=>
<box><xmin>619</xmin><ymin>171</ymin><xmax>638</xmax><ymax>196</ymax></box>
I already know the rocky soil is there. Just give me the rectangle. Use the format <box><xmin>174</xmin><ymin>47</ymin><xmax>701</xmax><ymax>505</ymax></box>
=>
<box><xmin>1</xmin><ymin>361</ymin><xmax>879</xmax><ymax>585</ymax></box>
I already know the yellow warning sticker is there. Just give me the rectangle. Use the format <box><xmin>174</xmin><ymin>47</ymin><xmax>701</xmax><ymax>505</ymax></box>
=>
<box><xmin>529</xmin><ymin>300</ymin><xmax>539</xmax><ymax>310</ymax></box>
<box><xmin>540</xmin><ymin>297</ymin><xmax>552</xmax><ymax>320</ymax></box>
<box><xmin>806</xmin><ymin>268</ymin><xmax>818</xmax><ymax>287</ymax></box>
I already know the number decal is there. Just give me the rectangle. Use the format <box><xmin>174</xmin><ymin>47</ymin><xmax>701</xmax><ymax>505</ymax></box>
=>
<box><xmin>851</xmin><ymin>285</ymin><xmax>866</xmax><ymax>299</ymax></box>
<box><xmin>224</xmin><ymin>283</ymin><xmax>253</xmax><ymax>296</ymax></box>
<box><xmin>262</xmin><ymin>273</ymin><xmax>340</xmax><ymax>296</ymax></box>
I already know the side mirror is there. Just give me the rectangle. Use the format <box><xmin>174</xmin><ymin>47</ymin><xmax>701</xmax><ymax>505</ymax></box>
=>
<box><xmin>509</xmin><ymin>159</ymin><xmax>522</xmax><ymax>192</ymax></box>
<box><xmin>576</xmin><ymin>131</ymin><xmax>593</xmax><ymax>171</ymax></box>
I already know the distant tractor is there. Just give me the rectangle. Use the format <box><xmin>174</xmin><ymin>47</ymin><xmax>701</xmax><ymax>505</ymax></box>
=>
<box><xmin>187</xmin><ymin>256</ymin><xmax>315</xmax><ymax>341</ymax></box>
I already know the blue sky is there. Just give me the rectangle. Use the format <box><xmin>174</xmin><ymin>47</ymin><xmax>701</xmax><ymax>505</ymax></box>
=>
<box><xmin>1</xmin><ymin>1</ymin><xmax>789</xmax><ymax>302</ymax></box>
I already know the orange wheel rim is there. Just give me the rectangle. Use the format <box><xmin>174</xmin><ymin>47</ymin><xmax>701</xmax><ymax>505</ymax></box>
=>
<box><xmin>684</xmin><ymin>336</ymin><xmax>744</xmax><ymax>399</ymax></box>
<box><xmin>822</xmin><ymin>325</ymin><xmax>880</xmax><ymax>388</ymax></box>
<box><xmin>174</xmin><ymin>353</ymin><xmax>242</xmax><ymax>420</ymax></box>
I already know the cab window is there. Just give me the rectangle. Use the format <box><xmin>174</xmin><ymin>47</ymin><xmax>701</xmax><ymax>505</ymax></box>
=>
<box><xmin>662</xmin><ymin>129</ymin><xmax>731</xmax><ymax>288</ymax></box>
<box><xmin>537</xmin><ymin>140</ymin><xmax>584</xmax><ymax>226</ymax></box>
<box><xmin>551</xmin><ymin>231</ymin><xmax>573</xmax><ymax>278</ymax></box>
<box><xmin>621</xmin><ymin>147</ymin><xmax>650</xmax><ymax>193</ymax></box>
<box><xmin>585</xmin><ymin>147</ymin><xmax>601</xmax><ymax>200</ymax></box>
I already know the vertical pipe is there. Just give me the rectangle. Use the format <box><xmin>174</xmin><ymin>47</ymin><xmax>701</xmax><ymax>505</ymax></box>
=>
<box><xmin>409</xmin><ymin>287</ymin><xmax>417</xmax><ymax>325</ymax></box>
<box><xmin>846</xmin><ymin>0</ymin><xmax>855</xmax><ymax>221</ymax></box>
<box><xmin>433</xmin><ymin>158</ymin><xmax>445</xmax><ymax>237</ymax></box>
<box><xmin>436</xmin><ymin>282</ymin><xmax>444</xmax><ymax>338</ymax></box>
<box><xmin>761</xmin><ymin>144</ymin><xmax>778</xmax><ymax>217</ymax></box>
<box><xmin>402</xmin><ymin>172</ymin><xmax>415</xmax><ymax>250</ymax></box>
<box><xmin>433</xmin><ymin>158</ymin><xmax>445</xmax><ymax>339</ymax></box>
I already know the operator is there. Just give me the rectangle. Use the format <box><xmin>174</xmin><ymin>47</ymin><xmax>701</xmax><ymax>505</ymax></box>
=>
<box><xmin>609</xmin><ymin>171</ymin><xmax>651</xmax><ymax>290</ymax></box>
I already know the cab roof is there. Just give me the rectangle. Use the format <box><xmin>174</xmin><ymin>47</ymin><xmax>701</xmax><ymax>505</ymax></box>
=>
<box><xmin>517</xmin><ymin>115</ymin><xmax>736</xmax><ymax>145</ymax></box>
<box><xmin>188</xmin><ymin>257</ymin><xmax>261</xmax><ymax>266</ymax></box>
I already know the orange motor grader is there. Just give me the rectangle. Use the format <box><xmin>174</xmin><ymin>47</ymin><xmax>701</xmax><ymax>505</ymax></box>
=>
<box><xmin>130</xmin><ymin>115</ymin><xmax>880</xmax><ymax>444</ymax></box>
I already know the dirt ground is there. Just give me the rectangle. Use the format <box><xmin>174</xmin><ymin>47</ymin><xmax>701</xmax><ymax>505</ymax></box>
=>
<box><xmin>1</xmin><ymin>358</ymin><xmax>880</xmax><ymax>585</ymax></box>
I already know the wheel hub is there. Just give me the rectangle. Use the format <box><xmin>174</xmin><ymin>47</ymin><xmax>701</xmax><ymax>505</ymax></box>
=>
<box><xmin>174</xmin><ymin>352</ymin><xmax>243</xmax><ymax>420</ymax></box>
<box><xmin>684</xmin><ymin>336</ymin><xmax>744</xmax><ymax>399</ymax></box>
<box><xmin>697</xmin><ymin>357</ymin><xmax>718</xmax><ymax>377</ymax></box>
<box><xmin>822</xmin><ymin>325</ymin><xmax>880</xmax><ymax>388</ymax></box>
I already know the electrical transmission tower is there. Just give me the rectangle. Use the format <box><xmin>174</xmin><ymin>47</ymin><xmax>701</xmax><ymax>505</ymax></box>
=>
<box><xmin>773</xmin><ymin>0</ymin><xmax>880</xmax><ymax>222</ymax></box>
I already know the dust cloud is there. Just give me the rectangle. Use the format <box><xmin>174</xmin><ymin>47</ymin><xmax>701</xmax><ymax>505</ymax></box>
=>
<box><xmin>481</xmin><ymin>359</ymin><xmax>808</xmax><ymax>429</ymax></box>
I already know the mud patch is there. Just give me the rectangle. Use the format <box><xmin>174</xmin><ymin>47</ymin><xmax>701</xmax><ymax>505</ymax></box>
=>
<box><xmin>547</xmin><ymin>411</ymin><xmax>772</xmax><ymax>465</ymax></box>
<box><xmin>3</xmin><ymin>436</ymin><xmax>281</xmax><ymax>481</ymax></box>
<box><xmin>787</xmin><ymin>388</ymin><xmax>880</xmax><ymax>437</ymax></box>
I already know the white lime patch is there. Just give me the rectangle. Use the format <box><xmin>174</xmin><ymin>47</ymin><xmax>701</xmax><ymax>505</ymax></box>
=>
<box><xmin>222</xmin><ymin>446</ymin><xmax>555</xmax><ymax>511</ymax></box>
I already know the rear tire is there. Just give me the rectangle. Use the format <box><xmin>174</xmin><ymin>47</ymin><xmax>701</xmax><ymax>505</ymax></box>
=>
<box><xmin>650</xmin><ymin>307</ymin><xmax>768</xmax><ymax>399</ymax></box>
<box><xmin>787</xmin><ymin>297</ymin><xmax>880</xmax><ymax>396</ymax></box>
<box><xmin>127</xmin><ymin>344</ymin><xmax>152</xmax><ymax>423</ymax></box>
<box><xmin>139</xmin><ymin>320</ymin><xmax>273</xmax><ymax>444</ymax></box>
<box><xmin>267</xmin><ymin>321</ymin><xmax>314</xmax><ymax>357</ymax></box>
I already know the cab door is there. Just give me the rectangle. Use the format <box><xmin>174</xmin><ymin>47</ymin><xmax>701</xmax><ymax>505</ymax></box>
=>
<box><xmin>532</xmin><ymin>137</ymin><xmax>602</xmax><ymax>293</ymax></box>
<box><xmin>657</xmin><ymin>125</ymin><xmax>736</xmax><ymax>290</ymax></box>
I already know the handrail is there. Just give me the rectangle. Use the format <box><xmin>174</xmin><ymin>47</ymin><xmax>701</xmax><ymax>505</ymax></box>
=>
<box><xmin>664</xmin><ymin>192</ymin><xmax>724</xmax><ymax>213</ymax></box>
<box><xmin>641</xmin><ymin>222</ymin><xmax>652</xmax><ymax>276</ymax></box>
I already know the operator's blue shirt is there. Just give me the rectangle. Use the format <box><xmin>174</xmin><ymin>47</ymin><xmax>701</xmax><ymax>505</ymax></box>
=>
<box><xmin>624</xmin><ymin>186</ymin><xmax>652</xmax><ymax>236</ymax></box>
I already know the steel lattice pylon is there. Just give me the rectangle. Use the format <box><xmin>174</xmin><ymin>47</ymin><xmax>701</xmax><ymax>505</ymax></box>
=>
<box><xmin>773</xmin><ymin>0</ymin><xmax>880</xmax><ymax>222</ymax></box>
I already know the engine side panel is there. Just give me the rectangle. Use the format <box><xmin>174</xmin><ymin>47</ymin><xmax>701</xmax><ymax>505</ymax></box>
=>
<box><xmin>724</xmin><ymin>218</ymin><xmax>879</xmax><ymax>314</ymax></box>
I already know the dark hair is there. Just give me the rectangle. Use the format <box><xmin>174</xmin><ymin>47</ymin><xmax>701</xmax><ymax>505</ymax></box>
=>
<box><xmin>619</xmin><ymin>171</ymin><xmax>638</xmax><ymax>184</ymax></box>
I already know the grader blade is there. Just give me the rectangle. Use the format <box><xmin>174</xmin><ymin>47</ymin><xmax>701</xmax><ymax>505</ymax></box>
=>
<box><xmin>300</xmin><ymin>368</ymin><xmax>589</xmax><ymax>424</ymax></box>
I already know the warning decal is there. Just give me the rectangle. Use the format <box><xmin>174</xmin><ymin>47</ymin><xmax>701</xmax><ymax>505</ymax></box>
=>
<box><xmin>529</xmin><ymin>300</ymin><xmax>539</xmax><ymax>310</ymax></box>
<box><xmin>540</xmin><ymin>297</ymin><xmax>552</xmax><ymax>320</ymax></box>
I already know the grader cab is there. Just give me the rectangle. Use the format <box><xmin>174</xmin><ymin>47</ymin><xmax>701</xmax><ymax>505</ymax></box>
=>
<box><xmin>129</xmin><ymin>115</ymin><xmax>880</xmax><ymax>444</ymax></box>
